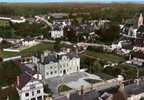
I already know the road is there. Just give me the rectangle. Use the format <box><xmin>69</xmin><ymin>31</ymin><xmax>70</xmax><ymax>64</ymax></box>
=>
<box><xmin>38</xmin><ymin>39</ymin><xmax>111</xmax><ymax>49</ymax></box>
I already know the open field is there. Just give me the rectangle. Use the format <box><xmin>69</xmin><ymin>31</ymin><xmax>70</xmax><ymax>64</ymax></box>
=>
<box><xmin>0</xmin><ymin>42</ymin><xmax>54</xmax><ymax>58</ymax></box>
<box><xmin>82</xmin><ymin>50</ymin><xmax>125</xmax><ymax>63</ymax></box>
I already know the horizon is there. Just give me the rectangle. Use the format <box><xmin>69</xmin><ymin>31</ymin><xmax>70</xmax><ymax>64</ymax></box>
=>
<box><xmin>0</xmin><ymin>0</ymin><xmax>144</xmax><ymax>3</ymax></box>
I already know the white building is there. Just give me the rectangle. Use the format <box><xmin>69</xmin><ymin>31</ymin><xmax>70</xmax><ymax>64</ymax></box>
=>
<box><xmin>51</xmin><ymin>30</ymin><xmax>63</xmax><ymax>39</ymax></box>
<box><xmin>32</xmin><ymin>48</ymin><xmax>80</xmax><ymax>79</ymax></box>
<box><xmin>51</xmin><ymin>24</ymin><xmax>64</xmax><ymax>39</ymax></box>
<box><xmin>16</xmin><ymin>65</ymin><xmax>45</xmax><ymax>100</ymax></box>
<box><xmin>0</xmin><ymin>37</ymin><xmax>3</xmax><ymax>43</ymax></box>
<box><xmin>22</xmin><ymin>37</ymin><xmax>37</xmax><ymax>47</ymax></box>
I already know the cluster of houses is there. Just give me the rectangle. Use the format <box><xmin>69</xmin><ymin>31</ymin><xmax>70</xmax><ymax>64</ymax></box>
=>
<box><xmin>111</xmin><ymin>13</ymin><xmax>144</xmax><ymax>66</ymax></box>
<box><xmin>2</xmin><ymin>13</ymin><xmax>144</xmax><ymax>100</ymax></box>
<box><xmin>14</xmin><ymin>47</ymin><xmax>125</xmax><ymax>100</ymax></box>
<box><xmin>48</xmin><ymin>14</ymin><xmax>110</xmax><ymax>39</ymax></box>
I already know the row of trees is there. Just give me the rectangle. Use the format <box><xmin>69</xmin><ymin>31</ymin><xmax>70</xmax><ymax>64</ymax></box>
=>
<box><xmin>0</xmin><ymin>21</ymin><xmax>50</xmax><ymax>38</ymax></box>
<box><xmin>0</xmin><ymin>61</ymin><xmax>20</xmax><ymax>100</ymax></box>
<box><xmin>0</xmin><ymin>4</ymin><xmax>144</xmax><ymax>22</ymax></box>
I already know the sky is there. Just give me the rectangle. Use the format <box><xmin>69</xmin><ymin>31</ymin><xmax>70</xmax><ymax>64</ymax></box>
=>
<box><xmin>0</xmin><ymin>0</ymin><xmax>144</xmax><ymax>3</ymax></box>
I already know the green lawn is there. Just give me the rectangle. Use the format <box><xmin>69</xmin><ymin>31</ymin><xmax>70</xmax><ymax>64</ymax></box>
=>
<box><xmin>17</xmin><ymin>42</ymin><xmax>54</xmax><ymax>56</ymax></box>
<box><xmin>85</xmin><ymin>51</ymin><xmax>125</xmax><ymax>63</ymax></box>
<box><xmin>0</xmin><ymin>51</ymin><xmax>17</xmax><ymax>58</ymax></box>
<box><xmin>0</xmin><ymin>42</ymin><xmax>54</xmax><ymax>58</ymax></box>
<box><xmin>0</xmin><ymin>20</ymin><xmax>10</xmax><ymax>27</ymax></box>
<box><xmin>84</xmin><ymin>79</ymin><xmax>101</xmax><ymax>84</ymax></box>
<box><xmin>58</xmin><ymin>84</ymin><xmax>72</xmax><ymax>93</ymax></box>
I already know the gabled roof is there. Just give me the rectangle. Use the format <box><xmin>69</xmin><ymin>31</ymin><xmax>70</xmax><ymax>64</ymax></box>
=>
<box><xmin>124</xmin><ymin>83</ymin><xmax>144</xmax><ymax>97</ymax></box>
<box><xmin>132</xmin><ymin>50</ymin><xmax>144</xmax><ymax>59</ymax></box>
<box><xmin>16</xmin><ymin>63</ymin><xmax>36</xmax><ymax>89</ymax></box>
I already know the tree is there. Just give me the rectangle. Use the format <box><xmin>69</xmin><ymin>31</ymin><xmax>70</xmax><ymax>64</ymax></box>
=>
<box><xmin>0</xmin><ymin>61</ymin><xmax>21</xmax><ymax>87</ymax></box>
<box><xmin>98</xmin><ymin>23</ymin><xmax>120</xmax><ymax>43</ymax></box>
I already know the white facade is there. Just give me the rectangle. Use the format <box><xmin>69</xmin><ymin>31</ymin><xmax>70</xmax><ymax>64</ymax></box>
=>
<box><xmin>51</xmin><ymin>30</ymin><xmax>63</xmax><ymax>39</ymax></box>
<box><xmin>32</xmin><ymin>50</ymin><xmax>80</xmax><ymax>79</ymax></box>
<box><xmin>0</xmin><ymin>37</ymin><xmax>3</xmax><ymax>43</ymax></box>
<box><xmin>40</xmin><ymin>56</ymin><xmax>80</xmax><ymax>79</ymax></box>
<box><xmin>17</xmin><ymin>79</ymin><xmax>44</xmax><ymax>100</ymax></box>
<box><xmin>22</xmin><ymin>39</ymin><xmax>37</xmax><ymax>47</ymax></box>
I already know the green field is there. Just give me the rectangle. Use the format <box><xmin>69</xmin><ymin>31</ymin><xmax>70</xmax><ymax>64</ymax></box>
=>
<box><xmin>0</xmin><ymin>42</ymin><xmax>54</xmax><ymax>58</ymax></box>
<box><xmin>84</xmin><ymin>51</ymin><xmax>125</xmax><ymax>63</ymax></box>
<box><xmin>84</xmin><ymin>79</ymin><xmax>101</xmax><ymax>84</ymax></box>
<box><xmin>0</xmin><ymin>20</ymin><xmax>10</xmax><ymax>27</ymax></box>
<box><xmin>58</xmin><ymin>84</ymin><xmax>72</xmax><ymax>93</ymax></box>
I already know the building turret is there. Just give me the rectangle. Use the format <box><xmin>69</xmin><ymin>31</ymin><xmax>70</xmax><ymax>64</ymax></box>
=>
<box><xmin>138</xmin><ymin>13</ymin><xmax>143</xmax><ymax>28</ymax></box>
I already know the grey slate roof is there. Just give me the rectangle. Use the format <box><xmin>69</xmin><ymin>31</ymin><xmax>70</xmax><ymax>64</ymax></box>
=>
<box><xmin>16</xmin><ymin>63</ymin><xmax>36</xmax><ymax>89</ymax></box>
<box><xmin>39</xmin><ymin>50</ymin><xmax>79</xmax><ymax>64</ymax></box>
<box><xmin>124</xmin><ymin>83</ymin><xmax>144</xmax><ymax>96</ymax></box>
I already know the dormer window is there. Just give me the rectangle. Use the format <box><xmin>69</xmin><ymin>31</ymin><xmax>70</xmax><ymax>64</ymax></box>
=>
<box><xmin>62</xmin><ymin>56</ymin><xmax>67</xmax><ymax>60</ymax></box>
<box><xmin>25</xmin><ymin>93</ymin><xmax>29</xmax><ymax>97</ymax></box>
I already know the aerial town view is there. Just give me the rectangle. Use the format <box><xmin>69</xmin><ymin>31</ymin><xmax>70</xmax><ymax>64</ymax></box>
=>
<box><xmin>1</xmin><ymin>0</ymin><xmax>144</xmax><ymax>100</ymax></box>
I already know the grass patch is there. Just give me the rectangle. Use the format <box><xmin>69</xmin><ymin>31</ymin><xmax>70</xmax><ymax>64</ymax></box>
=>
<box><xmin>0</xmin><ymin>51</ymin><xmax>17</xmax><ymax>58</ymax></box>
<box><xmin>18</xmin><ymin>42</ymin><xmax>54</xmax><ymax>57</ymax></box>
<box><xmin>84</xmin><ymin>50</ymin><xmax>125</xmax><ymax>63</ymax></box>
<box><xmin>58</xmin><ymin>84</ymin><xmax>72</xmax><ymax>93</ymax></box>
<box><xmin>0</xmin><ymin>42</ymin><xmax>55</xmax><ymax>58</ymax></box>
<box><xmin>96</xmin><ymin>73</ymin><xmax>114</xmax><ymax>80</ymax></box>
<box><xmin>85</xmin><ymin>79</ymin><xmax>101</xmax><ymax>84</ymax></box>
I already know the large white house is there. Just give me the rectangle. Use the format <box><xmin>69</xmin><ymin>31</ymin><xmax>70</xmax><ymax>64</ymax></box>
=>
<box><xmin>16</xmin><ymin>64</ymin><xmax>45</xmax><ymax>100</ymax></box>
<box><xmin>32</xmin><ymin>48</ymin><xmax>80</xmax><ymax>79</ymax></box>
<box><xmin>51</xmin><ymin>24</ymin><xmax>64</xmax><ymax>39</ymax></box>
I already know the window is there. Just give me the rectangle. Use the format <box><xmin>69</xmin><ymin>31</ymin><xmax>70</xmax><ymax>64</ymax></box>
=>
<box><xmin>46</xmin><ymin>72</ymin><xmax>49</xmax><ymax>75</ymax></box>
<box><xmin>31</xmin><ymin>98</ymin><xmax>36</xmax><ymax>100</ymax></box>
<box><xmin>32</xmin><ymin>91</ymin><xmax>34</xmax><ymax>96</ymax></box>
<box><xmin>37</xmin><ymin>96</ymin><xmax>42</xmax><ymax>100</ymax></box>
<box><xmin>25</xmin><ymin>93</ymin><xmax>29</xmax><ymax>97</ymax></box>
<box><xmin>55</xmin><ymin>71</ymin><xmax>57</xmax><ymax>73</ymax></box>
<box><xmin>50</xmin><ymin>72</ymin><xmax>53</xmax><ymax>75</ymax></box>
<box><xmin>37</xmin><ymin>90</ymin><xmax>41</xmax><ymax>94</ymax></box>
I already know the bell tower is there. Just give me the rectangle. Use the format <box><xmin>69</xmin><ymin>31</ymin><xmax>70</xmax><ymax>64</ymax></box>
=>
<box><xmin>138</xmin><ymin>13</ymin><xmax>143</xmax><ymax>28</ymax></box>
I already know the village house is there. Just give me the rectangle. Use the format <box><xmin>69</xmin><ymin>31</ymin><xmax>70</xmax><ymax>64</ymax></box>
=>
<box><xmin>0</xmin><ymin>37</ymin><xmax>3</xmax><ymax>43</ymax></box>
<box><xmin>130</xmin><ymin>50</ymin><xmax>144</xmax><ymax>66</ymax></box>
<box><xmin>16</xmin><ymin>64</ymin><xmax>45</xmax><ymax>100</ymax></box>
<box><xmin>121</xmin><ymin>13</ymin><xmax>144</xmax><ymax>38</ymax></box>
<box><xmin>51</xmin><ymin>23</ymin><xmax>64</xmax><ymax>39</ymax></box>
<box><xmin>21</xmin><ymin>36</ymin><xmax>37</xmax><ymax>47</ymax></box>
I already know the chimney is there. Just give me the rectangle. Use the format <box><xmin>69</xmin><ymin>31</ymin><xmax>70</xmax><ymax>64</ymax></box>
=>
<box><xmin>81</xmin><ymin>85</ymin><xmax>84</xmax><ymax>95</ymax></box>
<box><xmin>16</xmin><ymin>76</ymin><xmax>20</xmax><ymax>87</ymax></box>
<box><xmin>81</xmin><ymin>85</ymin><xmax>84</xmax><ymax>100</ymax></box>
<box><xmin>91</xmin><ymin>84</ymin><xmax>93</xmax><ymax>90</ymax></box>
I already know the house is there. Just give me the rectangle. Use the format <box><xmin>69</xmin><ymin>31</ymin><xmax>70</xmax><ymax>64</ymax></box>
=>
<box><xmin>16</xmin><ymin>64</ymin><xmax>45</xmax><ymax>100</ymax></box>
<box><xmin>111</xmin><ymin>40</ymin><xmax>133</xmax><ymax>54</ymax></box>
<box><xmin>125</xmin><ymin>82</ymin><xmax>144</xmax><ymax>100</ymax></box>
<box><xmin>22</xmin><ymin>36</ymin><xmax>37</xmax><ymax>47</ymax></box>
<box><xmin>32</xmin><ymin>48</ymin><xmax>80</xmax><ymax>79</ymax></box>
<box><xmin>130</xmin><ymin>50</ymin><xmax>144</xmax><ymax>66</ymax></box>
<box><xmin>51</xmin><ymin>23</ymin><xmax>64</xmax><ymax>39</ymax></box>
<box><xmin>121</xmin><ymin>13</ymin><xmax>144</xmax><ymax>38</ymax></box>
<box><xmin>10</xmin><ymin>17</ymin><xmax>26</xmax><ymax>23</ymax></box>
<box><xmin>133</xmin><ymin>39</ymin><xmax>144</xmax><ymax>51</ymax></box>
<box><xmin>0</xmin><ymin>37</ymin><xmax>3</xmax><ymax>43</ymax></box>
<box><xmin>137</xmin><ymin>25</ymin><xmax>144</xmax><ymax>38</ymax></box>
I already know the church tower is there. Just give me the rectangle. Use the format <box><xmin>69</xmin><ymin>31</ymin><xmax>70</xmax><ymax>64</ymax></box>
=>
<box><xmin>138</xmin><ymin>13</ymin><xmax>143</xmax><ymax>28</ymax></box>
